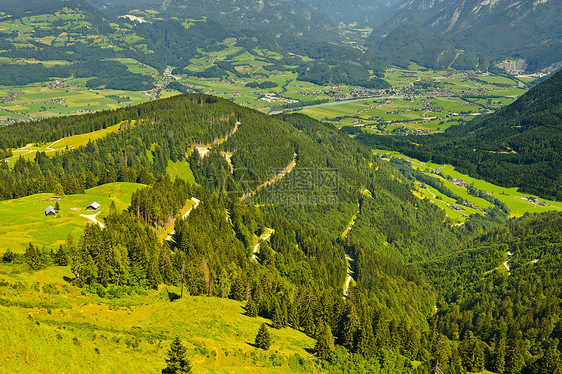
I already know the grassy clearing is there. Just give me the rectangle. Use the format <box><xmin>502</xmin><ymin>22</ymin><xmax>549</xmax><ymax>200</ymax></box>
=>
<box><xmin>105</xmin><ymin>58</ymin><xmax>159</xmax><ymax>75</ymax></box>
<box><xmin>0</xmin><ymin>264</ymin><xmax>316</xmax><ymax>373</ymax></box>
<box><xmin>0</xmin><ymin>182</ymin><xmax>144</xmax><ymax>253</ymax></box>
<box><xmin>5</xmin><ymin>121</ymin><xmax>129</xmax><ymax>165</ymax></box>
<box><xmin>166</xmin><ymin>159</ymin><xmax>196</xmax><ymax>184</ymax></box>
<box><xmin>375</xmin><ymin>150</ymin><xmax>562</xmax><ymax>218</ymax></box>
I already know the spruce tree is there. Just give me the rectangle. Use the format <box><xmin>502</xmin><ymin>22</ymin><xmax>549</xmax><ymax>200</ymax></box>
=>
<box><xmin>162</xmin><ymin>336</ymin><xmax>192</xmax><ymax>374</ymax></box>
<box><xmin>245</xmin><ymin>297</ymin><xmax>258</xmax><ymax>317</ymax></box>
<box><xmin>493</xmin><ymin>337</ymin><xmax>507</xmax><ymax>374</ymax></box>
<box><xmin>25</xmin><ymin>242</ymin><xmax>42</xmax><ymax>270</ymax></box>
<box><xmin>2</xmin><ymin>248</ymin><xmax>16</xmax><ymax>263</ymax></box>
<box><xmin>339</xmin><ymin>304</ymin><xmax>359</xmax><ymax>350</ymax></box>
<box><xmin>54</xmin><ymin>245</ymin><xmax>68</xmax><ymax>266</ymax></box>
<box><xmin>449</xmin><ymin>346</ymin><xmax>466</xmax><ymax>374</ymax></box>
<box><xmin>254</xmin><ymin>323</ymin><xmax>271</xmax><ymax>350</ymax></box>
<box><xmin>531</xmin><ymin>344</ymin><xmax>561</xmax><ymax>374</ymax></box>
<box><xmin>314</xmin><ymin>320</ymin><xmax>335</xmax><ymax>360</ymax></box>
<box><xmin>272</xmin><ymin>301</ymin><xmax>287</xmax><ymax>329</ymax></box>
<box><xmin>301</xmin><ymin>303</ymin><xmax>315</xmax><ymax>336</ymax></box>
<box><xmin>505</xmin><ymin>339</ymin><xmax>524</xmax><ymax>374</ymax></box>
<box><xmin>356</xmin><ymin>327</ymin><xmax>375</xmax><ymax>358</ymax></box>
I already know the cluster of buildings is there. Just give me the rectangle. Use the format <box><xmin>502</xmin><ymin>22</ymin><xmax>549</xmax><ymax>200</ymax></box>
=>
<box><xmin>42</xmin><ymin>98</ymin><xmax>66</xmax><ymax>105</ymax></box>
<box><xmin>526</xmin><ymin>197</ymin><xmax>549</xmax><ymax>207</ymax></box>
<box><xmin>452</xmin><ymin>178</ymin><xmax>468</xmax><ymax>188</ymax></box>
<box><xmin>1</xmin><ymin>116</ymin><xmax>39</xmax><ymax>127</ymax></box>
<box><xmin>72</xmin><ymin>108</ymin><xmax>93</xmax><ymax>114</ymax></box>
<box><xmin>47</xmin><ymin>80</ymin><xmax>80</xmax><ymax>89</ymax></box>
<box><xmin>376</xmin><ymin>125</ymin><xmax>431</xmax><ymax>136</ymax></box>
<box><xmin>259</xmin><ymin>93</ymin><xmax>298</xmax><ymax>104</ymax></box>
<box><xmin>45</xmin><ymin>202</ymin><xmax>100</xmax><ymax>217</ymax></box>
<box><xmin>0</xmin><ymin>92</ymin><xmax>22</xmax><ymax>105</ymax></box>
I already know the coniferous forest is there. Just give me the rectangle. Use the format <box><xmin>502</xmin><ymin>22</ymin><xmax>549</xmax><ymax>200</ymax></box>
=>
<box><xmin>1</xmin><ymin>88</ymin><xmax>561</xmax><ymax>373</ymax></box>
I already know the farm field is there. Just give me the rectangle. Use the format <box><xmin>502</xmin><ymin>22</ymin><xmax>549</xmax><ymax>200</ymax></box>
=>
<box><xmin>0</xmin><ymin>4</ymin><xmax>535</xmax><ymax>132</ymax></box>
<box><xmin>297</xmin><ymin>65</ymin><xmax>529</xmax><ymax>134</ymax></box>
<box><xmin>0</xmin><ymin>264</ymin><xmax>317</xmax><ymax>373</ymax></box>
<box><xmin>373</xmin><ymin>149</ymin><xmax>562</xmax><ymax>221</ymax></box>
<box><xmin>0</xmin><ymin>80</ymin><xmax>151</xmax><ymax>126</ymax></box>
<box><xmin>0</xmin><ymin>38</ymin><xmax>532</xmax><ymax>129</ymax></box>
<box><xmin>0</xmin><ymin>182</ymin><xmax>144</xmax><ymax>253</ymax></box>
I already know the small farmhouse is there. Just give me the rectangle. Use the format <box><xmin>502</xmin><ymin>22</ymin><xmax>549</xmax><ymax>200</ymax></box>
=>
<box><xmin>86</xmin><ymin>202</ymin><xmax>101</xmax><ymax>212</ymax></box>
<box><xmin>45</xmin><ymin>206</ymin><xmax>56</xmax><ymax>216</ymax></box>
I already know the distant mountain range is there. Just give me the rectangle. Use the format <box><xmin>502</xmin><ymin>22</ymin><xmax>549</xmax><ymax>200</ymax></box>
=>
<box><xmin>372</xmin><ymin>0</ymin><xmax>562</xmax><ymax>71</ymax></box>
<box><xmin>1</xmin><ymin>0</ymin><xmax>560</xmax><ymax>79</ymax></box>
<box><xmin>300</xmin><ymin>0</ymin><xmax>392</xmax><ymax>27</ymax></box>
<box><xmin>86</xmin><ymin>0</ymin><xmax>394</xmax><ymax>27</ymax></box>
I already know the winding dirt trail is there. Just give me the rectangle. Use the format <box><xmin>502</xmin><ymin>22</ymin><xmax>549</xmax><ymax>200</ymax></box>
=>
<box><xmin>251</xmin><ymin>228</ymin><xmax>275</xmax><ymax>263</ymax></box>
<box><xmin>193</xmin><ymin>121</ymin><xmax>240</xmax><ymax>158</ymax></box>
<box><xmin>165</xmin><ymin>197</ymin><xmax>201</xmax><ymax>242</ymax></box>
<box><xmin>342</xmin><ymin>205</ymin><xmax>360</xmax><ymax>298</ymax></box>
<box><xmin>241</xmin><ymin>152</ymin><xmax>297</xmax><ymax>201</ymax></box>
<box><xmin>343</xmin><ymin>254</ymin><xmax>355</xmax><ymax>298</ymax></box>
<box><xmin>503</xmin><ymin>250</ymin><xmax>514</xmax><ymax>275</ymax></box>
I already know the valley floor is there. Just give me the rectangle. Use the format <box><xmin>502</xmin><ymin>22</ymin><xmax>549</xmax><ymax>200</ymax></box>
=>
<box><xmin>372</xmin><ymin>149</ymin><xmax>562</xmax><ymax>224</ymax></box>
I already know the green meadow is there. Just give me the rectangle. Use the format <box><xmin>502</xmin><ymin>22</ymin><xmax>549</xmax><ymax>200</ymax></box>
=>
<box><xmin>166</xmin><ymin>159</ymin><xmax>196</xmax><ymax>184</ymax></box>
<box><xmin>374</xmin><ymin>150</ymin><xmax>562</xmax><ymax>220</ymax></box>
<box><xmin>296</xmin><ymin>67</ymin><xmax>524</xmax><ymax>133</ymax></box>
<box><xmin>0</xmin><ymin>264</ymin><xmax>316</xmax><ymax>373</ymax></box>
<box><xmin>0</xmin><ymin>182</ymin><xmax>144</xmax><ymax>253</ymax></box>
<box><xmin>105</xmin><ymin>58</ymin><xmax>159</xmax><ymax>75</ymax></box>
<box><xmin>0</xmin><ymin>31</ymin><xmax>531</xmax><ymax>127</ymax></box>
<box><xmin>6</xmin><ymin>121</ymin><xmax>129</xmax><ymax>165</ymax></box>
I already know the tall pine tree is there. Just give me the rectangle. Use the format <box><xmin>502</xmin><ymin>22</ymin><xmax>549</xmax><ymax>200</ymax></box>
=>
<box><xmin>315</xmin><ymin>320</ymin><xmax>335</xmax><ymax>361</ymax></box>
<box><xmin>162</xmin><ymin>336</ymin><xmax>192</xmax><ymax>374</ymax></box>
<box><xmin>254</xmin><ymin>323</ymin><xmax>271</xmax><ymax>350</ymax></box>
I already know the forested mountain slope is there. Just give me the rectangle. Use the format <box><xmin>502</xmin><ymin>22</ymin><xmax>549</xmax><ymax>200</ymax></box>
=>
<box><xmin>355</xmin><ymin>68</ymin><xmax>562</xmax><ymax>200</ymax></box>
<box><xmin>419</xmin><ymin>211</ymin><xmax>562</xmax><ymax>373</ymax></box>
<box><xmin>0</xmin><ymin>93</ymin><xmax>459</xmax><ymax>263</ymax></box>
<box><xmin>0</xmin><ymin>92</ymin><xmax>458</xmax><ymax>310</ymax></box>
<box><xmin>2</xmin><ymin>90</ymin><xmax>562</xmax><ymax>371</ymax></box>
<box><xmin>152</xmin><ymin>0</ymin><xmax>340</xmax><ymax>41</ymax></box>
<box><xmin>0</xmin><ymin>93</ymin><xmax>470</xmax><ymax>371</ymax></box>
<box><xmin>302</xmin><ymin>0</ymin><xmax>391</xmax><ymax>27</ymax></box>
<box><xmin>0</xmin><ymin>0</ymin><xmax>390</xmax><ymax>93</ymax></box>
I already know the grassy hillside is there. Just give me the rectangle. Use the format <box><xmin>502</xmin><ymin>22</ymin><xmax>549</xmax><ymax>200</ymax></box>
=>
<box><xmin>0</xmin><ymin>264</ymin><xmax>316</xmax><ymax>373</ymax></box>
<box><xmin>4</xmin><ymin>121</ymin><xmax>130</xmax><ymax>165</ymax></box>
<box><xmin>1</xmin><ymin>88</ymin><xmax>560</xmax><ymax>373</ymax></box>
<box><xmin>166</xmin><ymin>159</ymin><xmax>196</xmax><ymax>184</ymax></box>
<box><xmin>0</xmin><ymin>182</ymin><xmax>144</xmax><ymax>253</ymax></box>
